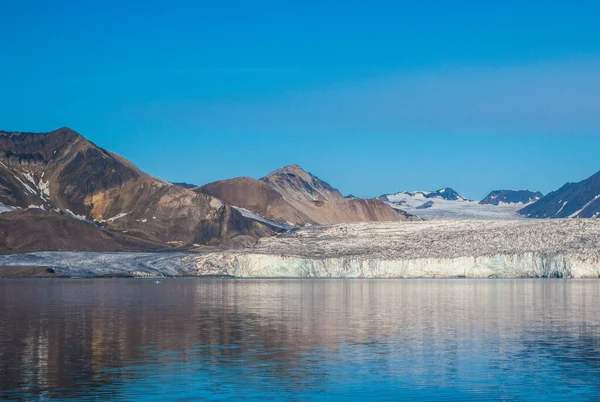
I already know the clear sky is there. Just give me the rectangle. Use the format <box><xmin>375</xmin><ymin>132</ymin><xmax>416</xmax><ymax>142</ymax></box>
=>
<box><xmin>1</xmin><ymin>1</ymin><xmax>599</xmax><ymax>199</ymax></box>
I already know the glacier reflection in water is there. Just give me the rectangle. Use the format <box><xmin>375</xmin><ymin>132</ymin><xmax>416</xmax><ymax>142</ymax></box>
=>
<box><xmin>1</xmin><ymin>279</ymin><xmax>600</xmax><ymax>400</ymax></box>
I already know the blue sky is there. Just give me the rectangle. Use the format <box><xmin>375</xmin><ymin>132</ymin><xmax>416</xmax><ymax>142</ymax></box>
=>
<box><xmin>1</xmin><ymin>1</ymin><xmax>599</xmax><ymax>199</ymax></box>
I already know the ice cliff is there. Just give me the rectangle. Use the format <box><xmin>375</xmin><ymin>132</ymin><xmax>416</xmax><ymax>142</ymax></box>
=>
<box><xmin>1</xmin><ymin>220</ymin><xmax>599</xmax><ymax>278</ymax></box>
<box><xmin>190</xmin><ymin>220</ymin><xmax>600</xmax><ymax>278</ymax></box>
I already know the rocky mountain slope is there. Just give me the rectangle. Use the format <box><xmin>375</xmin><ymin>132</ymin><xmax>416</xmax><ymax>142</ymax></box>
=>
<box><xmin>0</xmin><ymin>209</ymin><xmax>165</xmax><ymax>254</ymax></box>
<box><xmin>197</xmin><ymin>164</ymin><xmax>414</xmax><ymax>225</ymax></box>
<box><xmin>519</xmin><ymin>170</ymin><xmax>600</xmax><ymax>218</ymax></box>
<box><xmin>480</xmin><ymin>190</ymin><xmax>542</xmax><ymax>206</ymax></box>
<box><xmin>0</xmin><ymin>128</ymin><xmax>277</xmax><ymax>251</ymax></box>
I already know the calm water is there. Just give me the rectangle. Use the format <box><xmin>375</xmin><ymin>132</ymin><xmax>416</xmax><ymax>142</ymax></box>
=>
<box><xmin>1</xmin><ymin>279</ymin><xmax>600</xmax><ymax>401</ymax></box>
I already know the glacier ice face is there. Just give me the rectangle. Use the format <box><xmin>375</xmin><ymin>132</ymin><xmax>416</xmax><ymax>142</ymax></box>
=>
<box><xmin>189</xmin><ymin>220</ymin><xmax>600</xmax><ymax>278</ymax></box>
<box><xmin>190</xmin><ymin>253</ymin><xmax>600</xmax><ymax>279</ymax></box>
<box><xmin>1</xmin><ymin>220</ymin><xmax>600</xmax><ymax>279</ymax></box>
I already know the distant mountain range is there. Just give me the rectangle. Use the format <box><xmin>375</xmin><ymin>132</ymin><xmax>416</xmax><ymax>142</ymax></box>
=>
<box><xmin>1</xmin><ymin>126</ymin><xmax>599</xmax><ymax>254</ymax></box>
<box><xmin>379</xmin><ymin>188</ymin><xmax>469</xmax><ymax>205</ymax></box>
<box><xmin>379</xmin><ymin>188</ymin><xmax>541</xmax><ymax>220</ymax></box>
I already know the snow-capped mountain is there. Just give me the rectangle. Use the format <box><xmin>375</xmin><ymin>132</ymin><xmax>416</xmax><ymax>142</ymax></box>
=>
<box><xmin>379</xmin><ymin>188</ymin><xmax>526</xmax><ymax>220</ymax></box>
<box><xmin>519</xmin><ymin>170</ymin><xmax>600</xmax><ymax>218</ymax></box>
<box><xmin>379</xmin><ymin>188</ymin><xmax>468</xmax><ymax>207</ymax></box>
<box><xmin>480</xmin><ymin>190</ymin><xmax>543</xmax><ymax>206</ymax></box>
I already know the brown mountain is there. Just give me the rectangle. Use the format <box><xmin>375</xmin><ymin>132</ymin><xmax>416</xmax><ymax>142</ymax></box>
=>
<box><xmin>0</xmin><ymin>128</ymin><xmax>276</xmax><ymax>251</ymax></box>
<box><xmin>197</xmin><ymin>164</ymin><xmax>415</xmax><ymax>225</ymax></box>
<box><xmin>0</xmin><ymin>209</ymin><xmax>166</xmax><ymax>254</ymax></box>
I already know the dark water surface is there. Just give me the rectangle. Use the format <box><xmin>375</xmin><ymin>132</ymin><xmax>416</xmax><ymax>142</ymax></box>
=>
<box><xmin>1</xmin><ymin>279</ymin><xmax>600</xmax><ymax>401</ymax></box>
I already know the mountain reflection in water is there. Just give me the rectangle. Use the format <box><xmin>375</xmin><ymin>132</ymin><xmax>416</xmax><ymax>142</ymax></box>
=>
<box><xmin>1</xmin><ymin>279</ymin><xmax>600</xmax><ymax>400</ymax></box>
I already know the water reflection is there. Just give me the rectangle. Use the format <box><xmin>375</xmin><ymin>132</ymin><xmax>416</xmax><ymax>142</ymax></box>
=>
<box><xmin>1</xmin><ymin>279</ymin><xmax>600</xmax><ymax>400</ymax></box>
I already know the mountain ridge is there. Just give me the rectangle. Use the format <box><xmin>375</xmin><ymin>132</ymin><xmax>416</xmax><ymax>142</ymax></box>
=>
<box><xmin>519</xmin><ymin>170</ymin><xmax>600</xmax><ymax>218</ymax></box>
<box><xmin>0</xmin><ymin>127</ymin><xmax>277</xmax><ymax>251</ymax></box>
<box><xmin>197</xmin><ymin>165</ymin><xmax>415</xmax><ymax>225</ymax></box>
<box><xmin>480</xmin><ymin>190</ymin><xmax>543</xmax><ymax>206</ymax></box>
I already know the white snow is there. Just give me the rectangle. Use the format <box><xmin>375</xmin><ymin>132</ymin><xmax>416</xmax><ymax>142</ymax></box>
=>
<box><xmin>11</xmin><ymin>171</ymin><xmax>51</xmax><ymax>204</ymax></box>
<box><xmin>14</xmin><ymin>175</ymin><xmax>36</xmax><ymax>194</ymax></box>
<box><xmin>38</xmin><ymin>180</ymin><xmax>50</xmax><ymax>198</ymax></box>
<box><xmin>106</xmin><ymin>212</ymin><xmax>130</xmax><ymax>223</ymax></box>
<box><xmin>383</xmin><ymin>191</ymin><xmax>529</xmax><ymax>220</ymax></box>
<box><xmin>0</xmin><ymin>203</ymin><xmax>15</xmax><ymax>214</ymax></box>
<box><xmin>23</xmin><ymin>172</ymin><xmax>36</xmax><ymax>186</ymax></box>
<box><xmin>65</xmin><ymin>209</ymin><xmax>89</xmax><ymax>221</ymax></box>
<box><xmin>556</xmin><ymin>201</ymin><xmax>569</xmax><ymax>216</ymax></box>
<box><xmin>569</xmin><ymin>194</ymin><xmax>600</xmax><ymax>218</ymax></box>
<box><xmin>497</xmin><ymin>201</ymin><xmax>527</xmax><ymax>206</ymax></box>
<box><xmin>232</xmin><ymin>206</ymin><xmax>295</xmax><ymax>229</ymax></box>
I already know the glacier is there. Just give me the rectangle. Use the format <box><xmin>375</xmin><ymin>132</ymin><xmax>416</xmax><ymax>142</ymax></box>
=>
<box><xmin>381</xmin><ymin>191</ymin><xmax>530</xmax><ymax>220</ymax></box>
<box><xmin>189</xmin><ymin>220</ymin><xmax>600</xmax><ymax>278</ymax></box>
<box><xmin>1</xmin><ymin>220</ymin><xmax>599</xmax><ymax>278</ymax></box>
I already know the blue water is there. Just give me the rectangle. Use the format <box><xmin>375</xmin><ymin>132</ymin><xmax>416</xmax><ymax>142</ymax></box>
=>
<box><xmin>1</xmin><ymin>279</ymin><xmax>599</xmax><ymax>400</ymax></box>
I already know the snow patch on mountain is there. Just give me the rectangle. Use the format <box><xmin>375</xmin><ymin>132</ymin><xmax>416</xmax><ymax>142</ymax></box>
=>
<box><xmin>14</xmin><ymin>175</ymin><xmax>36</xmax><ymax>194</ymax></box>
<box><xmin>232</xmin><ymin>206</ymin><xmax>295</xmax><ymax>230</ymax></box>
<box><xmin>0</xmin><ymin>203</ymin><xmax>15</xmax><ymax>214</ymax></box>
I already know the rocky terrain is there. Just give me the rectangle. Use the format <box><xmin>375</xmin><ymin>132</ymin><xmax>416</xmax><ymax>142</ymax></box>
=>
<box><xmin>0</xmin><ymin>128</ymin><xmax>277</xmax><ymax>252</ymax></box>
<box><xmin>0</xmin><ymin>209</ymin><xmax>167</xmax><ymax>254</ymax></box>
<box><xmin>2</xmin><ymin>219</ymin><xmax>600</xmax><ymax>278</ymax></box>
<box><xmin>197</xmin><ymin>164</ymin><xmax>414</xmax><ymax>225</ymax></box>
<box><xmin>0</xmin><ymin>266</ymin><xmax>61</xmax><ymax>277</ymax></box>
<box><xmin>480</xmin><ymin>190</ymin><xmax>543</xmax><ymax>206</ymax></box>
<box><xmin>519</xmin><ymin>170</ymin><xmax>600</xmax><ymax>218</ymax></box>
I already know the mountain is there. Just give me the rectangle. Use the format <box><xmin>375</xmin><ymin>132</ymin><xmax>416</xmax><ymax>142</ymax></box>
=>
<box><xmin>260</xmin><ymin>164</ymin><xmax>343</xmax><ymax>202</ymax></box>
<box><xmin>0</xmin><ymin>209</ymin><xmax>166</xmax><ymax>254</ymax></box>
<box><xmin>379</xmin><ymin>188</ymin><xmax>469</xmax><ymax>205</ymax></box>
<box><xmin>379</xmin><ymin>188</ymin><xmax>525</xmax><ymax>220</ymax></box>
<box><xmin>480</xmin><ymin>190</ymin><xmax>543</xmax><ymax>206</ymax></box>
<box><xmin>519</xmin><ymin>170</ymin><xmax>600</xmax><ymax>218</ymax></box>
<box><xmin>171</xmin><ymin>182</ymin><xmax>198</xmax><ymax>189</ymax></box>
<box><xmin>197</xmin><ymin>176</ymin><xmax>312</xmax><ymax>225</ymax></box>
<box><xmin>0</xmin><ymin>128</ymin><xmax>276</xmax><ymax>251</ymax></box>
<box><xmin>197</xmin><ymin>165</ymin><xmax>415</xmax><ymax>225</ymax></box>
<box><xmin>424</xmin><ymin>188</ymin><xmax>468</xmax><ymax>201</ymax></box>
